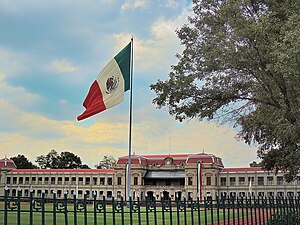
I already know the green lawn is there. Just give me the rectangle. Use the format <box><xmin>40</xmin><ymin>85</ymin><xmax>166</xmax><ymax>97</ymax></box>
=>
<box><xmin>0</xmin><ymin>203</ymin><xmax>251</xmax><ymax>225</ymax></box>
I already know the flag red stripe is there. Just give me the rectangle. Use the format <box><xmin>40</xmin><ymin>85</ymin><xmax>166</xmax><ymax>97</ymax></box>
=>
<box><xmin>77</xmin><ymin>81</ymin><xmax>106</xmax><ymax>121</ymax></box>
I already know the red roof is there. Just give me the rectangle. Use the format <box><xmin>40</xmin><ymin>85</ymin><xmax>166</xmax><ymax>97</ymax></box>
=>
<box><xmin>9</xmin><ymin>169</ymin><xmax>115</xmax><ymax>173</ymax></box>
<box><xmin>116</xmin><ymin>153</ymin><xmax>224</xmax><ymax>167</ymax></box>
<box><xmin>0</xmin><ymin>157</ymin><xmax>17</xmax><ymax>169</ymax></box>
<box><xmin>221</xmin><ymin>168</ymin><xmax>264</xmax><ymax>173</ymax></box>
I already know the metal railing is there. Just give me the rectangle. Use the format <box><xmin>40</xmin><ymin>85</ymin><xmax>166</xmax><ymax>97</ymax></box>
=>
<box><xmin>1</xmin><ymin>189</ymin><xmax>300</xmax><ymax>225</ymax></box>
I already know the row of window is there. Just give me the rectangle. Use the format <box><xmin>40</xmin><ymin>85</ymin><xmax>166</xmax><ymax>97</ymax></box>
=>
<box><xmin>219</xmin><ymin>176</ymin><xmax>300</xmax><ymax>186</ymax></box>
<box><xmin>6</xmin><ymin>176</ymin><xmax>113</xmax><ymax>186</ymax></box>
<box><xmin>6</xmin><ymin>189</ymin><xmax>113</xmax><ymax>198</ymax></box>
<box><xmin>219</xmin><ymin>191</ymin><xmax>300</xmax><ymax>197</ymax></box>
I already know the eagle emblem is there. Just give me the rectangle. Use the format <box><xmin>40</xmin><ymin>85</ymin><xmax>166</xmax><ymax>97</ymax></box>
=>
<box><xmin>106</xmin><ymin>76</ymin><xmax>119</xmax><ymax>94</ymax></box>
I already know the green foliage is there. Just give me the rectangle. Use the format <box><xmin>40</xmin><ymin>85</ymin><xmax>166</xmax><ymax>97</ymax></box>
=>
<box><xmin>150</xmin><ymin>0</ymin><xmax>300</xmax><ymax>181</ymax></box>
<box><xmin>10</xmin><ymin>154</ymin><xmax>37</xmax><ymax>169</ymax></box>
<box><xmin>267</xmin><ymin>210</ymin><xmax>300</xmax><ymax>225</ymax></box>
<box><xmin>95</xmin><ymin>155</ymin><xmax>116</xmax><ymax>169</ymax></box>
<box><xmin>36</xmin><ymin>150</ymin><xmax>82</xmax><ymax>169</ymax></box>
<box><xmin>249</xmin><ymin>161</ymin><xmax>262</xmax><ymax>167</ymax></box>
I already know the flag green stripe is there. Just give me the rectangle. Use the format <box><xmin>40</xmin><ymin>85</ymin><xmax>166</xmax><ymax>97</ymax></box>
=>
<box><xmin>114</xmin><ymin>42</ymin><xmax>131</xmax><ymax>92</ymax></box>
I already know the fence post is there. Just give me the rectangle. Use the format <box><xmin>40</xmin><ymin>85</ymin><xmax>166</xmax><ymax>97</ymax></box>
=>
<box><xmin>129</xmin><ymin>195</ymin><xmax>133</xmax><ymax>225</ymax></box>
<box><xmin>4</xmin><ymin>186</ymin><xmax>8</xmax><ymax>225</ymax></box>
<box><xmin>145</xmin><ymin>194</ymin><xmax>149</xmax><ymax>225</ymax></box>
<box><xmin>161</xmin><ymin>193</ymin><xmax>165</xmax><ymax>225</ymax></box>
<box><xmin>169</xmin><ymin>196</ymin><xmax>173</xmax><ymax>225</ymax></box>
<box><xmin>137</xmin><ymin>195</ymin><xmax>141</xmax><ymax>225</ymax></box>
<box><xmin>63</xmin><ymin>190</ymin><xmax>68</xmax><ymax>225</ymax></box>
<box><xmin>53</xmin><ymin>189</ymin><xmax>57</xmax><ymax>225</ymax></box>
<box><xmin>176</xmin><ymin>193</ymin><xmax>181</xmax><ymax>225</ymax></box>
<box><xmin>17</xmin><ymin>187</ymin><xmax>21</xmax><ymax>225</ymax></box>
<box><xmin>29</xmin><ymin>187</ymin><xmax>33</xmax><ymax>225</ymax></box>
<box><xmin>190</xmin><ymin>195</ymin><xmax>194</xmax><ymax>225</ymax></box>
<box><xmin>41</xmin><ymin>191</ymin><xmax>45</xmax><ymax>225</ymax></box>
<box><xmin>197</xmin><ymin>195</ymin><xmax>201</xmax><ymax>225</ymax></box>
<box><xmin>73</xmin><ymin>193</ymin><xmax>77</xmax><ymax>225</ymax></box>
<box><xmin>93</xmin><ymin>191</ymin><xmax>97</xmax><ymax>225</ymax></box>
<box><xmin>121</xmin><ymin>196</ymin><xmax>125</xmax><ymax>225</ymax></box>
<box><xmin>111</xmin><ymin>195</ymin><xmax>116</xmax><ymax>225</ymax></box>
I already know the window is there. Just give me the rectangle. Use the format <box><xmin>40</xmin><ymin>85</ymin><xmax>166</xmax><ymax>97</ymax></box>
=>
<box><xmin>107</xmin><ymin>177</ymin><xmax>113</xmax><ymax>185</ymax></box>
<box><xmin>24</xmin><ymin>189</ymin><xmax>29</xmax><ymax>197</ymax></box>
<box><xmin>93</xmin><ymin>177</ymin><xmax>97</xmax><ymax>185</ymax></box>
<box><xmin>117</xmin><ymin>177</ymin><xmax>122</xmax><ymax>185</ymax></box>
<box><xmin>267</xmin><ymin>176</ymin><xmax>273</xmax><ymax>185</ymax></box>
<box><xmin>134</xmin><ymin>177</ymin><xmax>138</xmax><ymax>185</ymax></box>
<box><xmin>38</xmin><ymin>177</ymin><xmax>43</xmax><ymax>184</ymax></box>
<box><xmin>267</xmin><ymin>192</ymin><xmax>274</xmax><ymax>197</ymax></box>
<box><xmin>206</xmin><ymin>177</ymin><xmax>211</xmax><ymax>186</ymax></box>
<box><xmin>277</xmin><ymin>176</ymin><xmax>283</xmax><ymax>185</ymax></box>
<box><xmin>6</xmin><ymin>177</ymin><xmax>11</xmax><ymax>184</ymax></box>
<box><xmin>100</xmin><ymin>177</ymin><xmax>105</xmax><ymax>185</ymax></box>
<box><xmin>248</xmin><ymin>177</ymin><xmax>254</xmax><ymax>184</ymax></box>
<box><xmin>65</xmin><ymin>177</ymin><xmax>69</xmax><ymax>184</ymax></box>
<box><xmin>287</xmin><ymin>192</ymin><xmax>294</xmax><ymax>197</ymax></box>
<box><xmin>188</xmin><ymin>177</ymin><xmax>193</xmax><ymax>185</ymax></box>
<box><xmin>239</xmin><ymin>177</ymin><xmax>245</xmax><ymax>186</ymax></box>
<box><xmin>25</xmin><ymin>177</ymin><xmax>29</xmax><ymax>184</ymax></box>
<box><xmin>78</xmin><ymin>177</ymin><xmax>83</xmax><ymax>185</ymax></box>
<box><xmin>51</xmin><ymin>177</ymin><xmax>55</xmax><ymax>184</ymax></box>
<box><xmin>220</xmin><ymin>177</ymin><xmax>226</xmax><ymax>186</ymax></box>
<box><xmin>107</xmin><ymin>191</ymin><xmax>112</xmax><ymax>198</ymax></box>
<box><xmin>13</xmin><ymin>177</ymin><xmax>17</xmax><ymax>184</ymax></box>
<box><xmin>85</xmin><ymin>177</ymin><xmax>90</xmax><ymax>185</ymax></box>
<box><xmin>32</xmin><ymin>177</ymin><xmax>36</xmax><ymax>184</ymax></box>
<box><xmin>180</xmin><ymin>179</ymin><xmax>185</xmax><ymax>186</ymax></box>
<box><xmin>166</xmin><ymin>180</ymin><xmax>171</xmax><ymax>186</ymax></box>
<box><xmin>258</xmin><ymin>192</ymin><xmax>264</xmax><ymax>197</ymax></box>
<box><xmin>258</xmin><ymin>177</ymin><xmax>264</xmax><ymax>186</ymax></box>
<box><xmin>58</xmin><ymin>177</ymin><xmax>62</xmax><ymax>184</ymax></box>
<box><xmin>230</xmin><ymin>177</ymin><xmax>236</xmax><ymax>186</ymax></box>
<box><xmin>19</xmin><ymin>177</ymin><xmax>23</xmax><ymax>184</ymax></box>
<box><xmin>72</xmin><ymin>177</ymin><xmax>76</xmax><ymax>184</ymax></box>
<box><xmin>44</xmin><ymin>177</ymin><xmax>49</xmax><ymax>184</ymax></box>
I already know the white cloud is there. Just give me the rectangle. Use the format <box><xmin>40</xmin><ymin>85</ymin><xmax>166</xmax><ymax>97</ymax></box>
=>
<box><xmin>51</xmin><ymin>59</ymin><xmax>78</xmax><ymax>73</ymax></box>
<box><xmin>166</xmin><ymin>0</ymin><xmax>179</xmax><ymax>8</ymax></box>
<box><xmin>121</xmin><ymin>0</ymin><xmax>148</xmax><ymax>10</ymax></box>
<box><xmin>0</xmin><ymin>74</ymin><xmax>41</xmax><ymax>108</ymax></box>
<box><xmin>0</xmin><ymin>47</ymin><xmax>31</xmax><ymax>77</ymax></box>
<box><xmin>113</xmin><ymin>6</ymin><xmax>190</xmax><ymax>74</ymax></box>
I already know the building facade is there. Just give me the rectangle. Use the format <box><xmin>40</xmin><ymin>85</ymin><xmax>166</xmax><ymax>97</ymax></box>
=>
<box><xmin>1</xmin><ymin>153</ymin><xmax>300</xmax><ymax>199</ymax></box>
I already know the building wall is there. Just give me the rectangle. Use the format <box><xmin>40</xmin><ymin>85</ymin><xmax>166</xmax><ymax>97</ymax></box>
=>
<box><xmin>1</xmin><ymin>154</ymin><xmax>300</xmax><ymax>199</ymax></box>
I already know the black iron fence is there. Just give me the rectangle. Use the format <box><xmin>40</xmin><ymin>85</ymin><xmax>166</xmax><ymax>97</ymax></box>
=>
<box><xmin>1</xmin><ymin>189</ymin><xmax>300</xmax><ymax>225</ymax></box>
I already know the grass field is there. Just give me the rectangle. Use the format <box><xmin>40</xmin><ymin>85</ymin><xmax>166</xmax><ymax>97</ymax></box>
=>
<box><xmin>0</xmin><ymin>203</ymin><xmax>243</xmax><ymax>225</ymax></box>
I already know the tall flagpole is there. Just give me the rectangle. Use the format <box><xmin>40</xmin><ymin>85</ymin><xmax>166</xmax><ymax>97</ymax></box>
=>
<box><xmin>126</xmin><ymin>37</ymin><xmax>134</xmax><ymax>202</ymax></box>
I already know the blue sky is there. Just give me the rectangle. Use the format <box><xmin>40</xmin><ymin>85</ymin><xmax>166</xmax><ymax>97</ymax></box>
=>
<box><xmin>0</xmin><ymin>0</ymin><xmax>258</xmax><ymax>168</ymax></box>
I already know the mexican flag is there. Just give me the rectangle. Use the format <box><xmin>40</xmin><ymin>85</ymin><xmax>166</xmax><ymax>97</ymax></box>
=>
<box><xmin>77</xmin><ymin>42</ymin><xmax>131</xmax><ymax>121</ymax></box>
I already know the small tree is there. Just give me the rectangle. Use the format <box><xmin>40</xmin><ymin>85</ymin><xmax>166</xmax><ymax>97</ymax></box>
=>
<box><xmin>10</xmin><ymin>154</ymin><xmax>37</xmax><ymax>169</ymax></box>
<box><xmin>95</xmin><ymin>155</ymin><xmax>116</xmax><ymax>169</ymax></box>
<box><xmin>36</xmin><ymin>150</ymin><xmax>83</xmax><ymax>169</ymax></box>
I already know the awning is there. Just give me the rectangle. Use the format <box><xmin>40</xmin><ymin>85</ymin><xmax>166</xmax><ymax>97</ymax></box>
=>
<box><xmin>144</xmin><ymin>170</ymin><xmax>185</xmax><ymax>179</ymax></box>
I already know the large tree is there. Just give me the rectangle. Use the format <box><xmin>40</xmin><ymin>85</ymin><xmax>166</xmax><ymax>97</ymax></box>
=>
<box><xmin>36</xmin><ymin>150</ymin><xmax>83</xmax><ymax>169</ymax></box>
<box><xmin>150</xmin><ymin>0</ymin><xmax>300</xmax><ymax>181</ymax></box>
<box><xmin>10</xmin><ymin>154</ymin><xmax>37</xmax><ymax>169</ymax></box>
